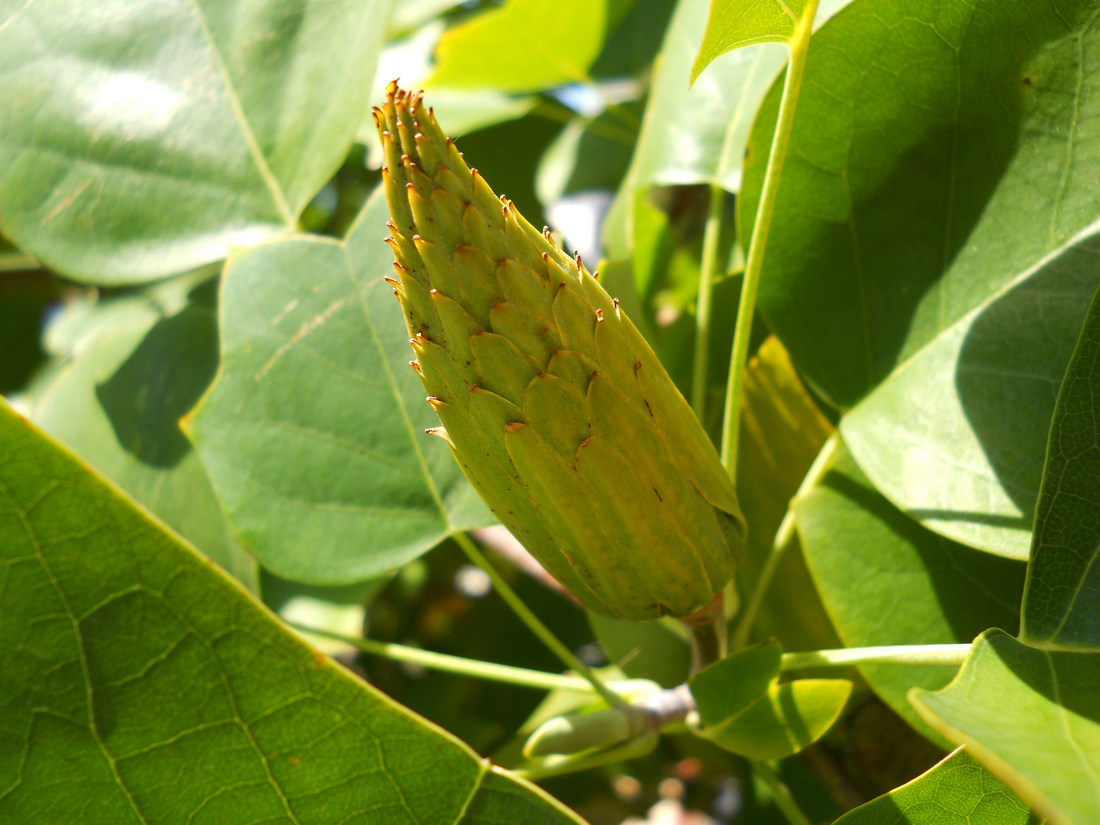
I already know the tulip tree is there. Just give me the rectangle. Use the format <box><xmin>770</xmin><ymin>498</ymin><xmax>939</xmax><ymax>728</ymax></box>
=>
<box><xmin>1</xmin><ymin>0</ymin><xmax>1098</xmax><ymax>823</ymax></box>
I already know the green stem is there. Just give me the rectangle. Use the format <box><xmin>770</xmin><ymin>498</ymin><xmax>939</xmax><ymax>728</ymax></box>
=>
<box><xmin>753</xmin><ymin>761</ymin><xmax>812</xmax><ymax>825</ymax></box>
<box><xmin>287</xmin><ymin>621</ymin><xmax>630</xmax><ymax>693</ymax></box>
<box><xmin>781</xmin><ymin>643</ymin><xmax>972</xmax><ymax>671</ymax></box>
<box><xmin>452</xmin><ymin>531</ymin><xmax>625</xmax><ymax>707</ymax></box>
<box><xmin>730</xmin><ymin>433</ymin><xmax>840</xmax><ymax>650</ymax></box>
<box><xmin>720</xmin><ymin>0</ymin><xmax>821</xmax><ymax>477</ymax></box>
<box><xmin>691</xmin><ymin>184</ymin><xmax>726</xmax><ymax>419</ymax></box>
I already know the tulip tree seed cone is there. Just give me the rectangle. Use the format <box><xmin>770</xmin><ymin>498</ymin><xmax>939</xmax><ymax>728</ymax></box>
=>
<box><xmin>374</xmin><ymin>82</ymin><xmax>746</xmax><ymax>621</ymax></box>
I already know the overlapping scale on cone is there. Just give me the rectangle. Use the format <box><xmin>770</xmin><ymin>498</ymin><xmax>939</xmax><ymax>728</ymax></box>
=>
<box><xmin>375</xmin><ymin>83</ymin><xmax>745</xmax><ymax>620</ymax></box>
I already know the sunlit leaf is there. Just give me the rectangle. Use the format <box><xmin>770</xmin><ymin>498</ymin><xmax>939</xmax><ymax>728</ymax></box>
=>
<box><xmin>428</xmin><ymin>0</ymin><xmax>626</xmax><ymax>92</ymax></box>
<box><xmin>0</xmin><ymin>0</ymin><xmax>389</xmax><ymax>283</ymax></box>
<box><xmin>835</xmin><ymin>747</ymin><xmax>1039</xmax><ymax>825</ymax></box>
<box><xmin>0</xmin><ymin>398</ymin><xmax>585</xmax><ymax>825</ymax></box>
<box><xmin>692</xmin><ymin>0</ymin><xmax>813</xmax><ymax>81</ymax></box>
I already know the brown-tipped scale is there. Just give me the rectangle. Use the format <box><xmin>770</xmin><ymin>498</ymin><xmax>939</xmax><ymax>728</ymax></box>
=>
<box><xmin>375</xmin><ymin>82</ymin><xmax>745</xmax><ymax>621</ymax></box>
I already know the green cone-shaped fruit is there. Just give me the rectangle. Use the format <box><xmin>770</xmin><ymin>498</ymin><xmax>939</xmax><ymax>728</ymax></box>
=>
<box><xmin>375</xmin><ymin>83</ymin><xmax>745</xmax><ymax>621</ymax></box>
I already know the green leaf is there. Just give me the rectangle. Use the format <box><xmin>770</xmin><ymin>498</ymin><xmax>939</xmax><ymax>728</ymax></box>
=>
<box><xmin>843</xmin><ymin>230</ymin><xmax>1100</xmax><ymax>561</ymax></box>
<box><xmin>834</xmin><ymin>747</ymin><xmax>1039</xmax><ymax>825</ymax></box>
<box><xmin>691</xmin><ymin>640</ymin><xmax>784</xmax><ymax>725</ymax></box>
<box><xmin>0</xmin><ymin>0</ymin><xmax>389</xmax><ymax>284</ymax></box>
<box><xmin>796</xmin><ymin>447</ymin><xmax>1026</xmax><ymax>743</ymax></box>
<box><xmin>692</xmin><ymin>0</ymin><xmax>812</xmax><ymax>82</ymax></box>
<box><xmin>189</xmin><ymin>189</ymin><xmax>492</xmax><ymax>584</ymax></box>
<box><xmin>742</xmin><ymin>0</ymin><xmax>1100</xmax><ymax>557</ymax></box>
<box><xmin>704</xmin><ymin>679</ymin><xmax>851</xmax><ymax>760</ymax></box>
<box><xmin>1022</xmin><ymin>283</ymin><xmax>1100</xmax><ymax>649</ymax></box>
<box><xmin>911</xmin><ymin>630</ymin><xmax>1100</xmax><ymax>825</ymax></box>
<box><xmin>0</xmin><ymin>398</ymin><xmax>585</xmax><ymax>825</ymax></box>
<box><xmin>608</xmin><ymin>0</ymin><xmax>787</xmax><ymax>198</ymax></box>
<box><xmin>28</xmin><ymin>293</ymin><xmax>258</xmax><ymax>590</ymax></box>
<box><xmin>427</xmin><ymin>0</ymin><xmax>624</xmax><ymax>92</ymax></box>
<box><xmin>690</xmin><ymin>641</ymin><xmax>851</xmax><ymax>760</ymax></box>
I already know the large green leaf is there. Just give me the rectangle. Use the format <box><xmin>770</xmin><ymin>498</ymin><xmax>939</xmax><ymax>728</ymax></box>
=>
<box><xmin>843</xmin><ymin>230</ymin><xmax>1100</xmax><ymax>560</ymax></box>
<box><xmin>1022</xmin><ymin>283</ymin><xmax>1100</xmax><ymax>649</ymax></box>
<box><xmin>189</xmin><ymin>189</ymin><xmax>492</xmax><ymax>584</ymax></box>
<box><xmin>427</xmin><ymin>0</ymin><xmax>628</xmax><ymax>92</ymax></box>
<box><xmin>28</xmin><ymin>292</ymin><xmax>257</xmax><ymax>590</ymax></box>
<box><xmin>911</xmin><ymin>630</ymin><xmax>1100</xmax><ymax>825</ymax></box>
<box><xmin>742</xmin><ymin>0</ymin><xmax>1100</xmax><ymax>557</ymax></box>
<box><xmin>0</xmin><ymin>0</ymin><xmax>389</xmax><ymax>284</ymax></box>
<box><xmin>796</xmin><ymin>447</ymin><xmax>1026</xmax><ymax>743</ymax></box>
<box><xmin>834</xmin><ymin>747</ymin><xmax>1039</xmax><ymax>825</ymax></box>
<box><xmin>0</xmin><ymin>398</ymin><xmax>585</xmax><ymax>824</ymax></box>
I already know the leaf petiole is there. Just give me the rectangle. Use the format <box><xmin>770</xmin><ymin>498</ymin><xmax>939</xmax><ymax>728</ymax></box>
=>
<box><xmin>720</xmin><ymin>0</ymin><xmax>821</xmax><ymax>477</ymax></box>
<box><xmin>286</xmin><ymin>620</ymin><xmax>632</xmax><ymax>693</ymax></box>
<box><xmin>780</xmin><ymin>644</ymin><xmax>972</xmax><ymax>671</ymax></box>
<box><xmin>452</xmin><ymin>531</ymin><xmax>625</xmax><ymax>707</ymax></box>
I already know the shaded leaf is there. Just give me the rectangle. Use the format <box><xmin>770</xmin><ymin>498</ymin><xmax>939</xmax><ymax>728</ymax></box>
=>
<box><xmin>737</xmin><ymin>337</ymin><xmax>838</xmax><ymax>653</ymax></box>
<box><xmin>843</xmin><ymin>229</ymin><xmax>1100</xmax><ymax>560</ymax></box>
<box><xmin>0</xmin><ymin>272</ymin><xmax>60</xmax><ymax>395</ymax></box>
<box><xmin>1022</xmin><ymin>283</ymin><xmax>1100</xmax><ymax>649</ymax></box>
<box><xmin>911</xmin><ymin>629</ymin><xmax>1100</xmax><ymax>825</ymax></box>
<box><xmin>29</xmin><ymin>293</ymin><xmax>257</xmax><ymax>589</ymax></box>
<box><xmin>0</xmin><ymin>398</ymin><xmax>586</xmax><ymax>825</ymax></box>
<box><xmin>742</xmin><ymin>0</ymin><xmax>1100</xmax><ymax>557</ymax></box>
<box><xmin>0</xmin><ymin>0</ymin><xmax>389</xmax><ymax>283</ymax></box>
<box><xmin>796</xmin><ymin>447</ymin><xmax>1026</xmax><ymax>743</ymax></box>
<box><xmin>835</xmin><ymin>747</ymin><xmax>1039</xmax><ymax>825</ymax></box>
<box><xmin>602</xmin><ymin>0</ymin><xmax>848</xmax><ymax>264</ymax></box>
<box><xmin>189</xmin><ymin>189</ymin><xmax>492</xmax><ymax>584</ymax></box>
<box><xmin>588</xmin><ymin>612</ymin><xmax>691</xmax><ymax>689</ymax></box>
